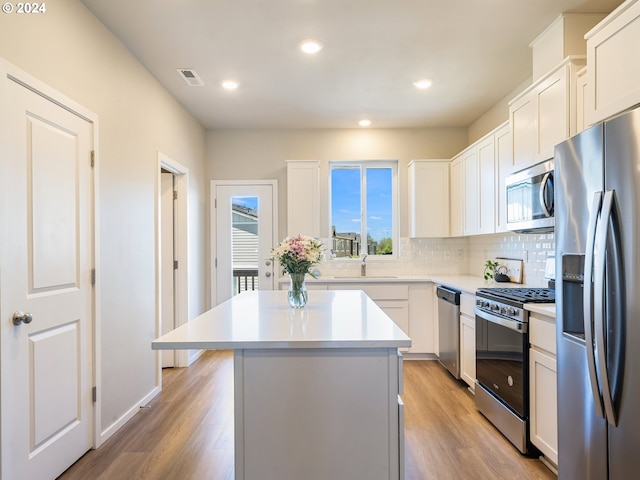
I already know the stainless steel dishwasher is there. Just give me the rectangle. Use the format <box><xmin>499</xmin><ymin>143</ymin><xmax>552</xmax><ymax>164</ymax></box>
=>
<box><xmin>436</xmin><ymin>286</ymin><xmax>461</xmax><ymax>379</ymax></box>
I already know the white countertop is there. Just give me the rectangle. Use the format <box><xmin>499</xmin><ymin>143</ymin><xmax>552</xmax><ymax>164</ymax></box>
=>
<box><xmin>152</xmin><ymin>290</ymin><xmax>411</xmax><ymax>350</ymax></box>
<box><xmin>525</xmin><ymin>303</ymin><xmax>556</xmax><ymax>318</ymax></box>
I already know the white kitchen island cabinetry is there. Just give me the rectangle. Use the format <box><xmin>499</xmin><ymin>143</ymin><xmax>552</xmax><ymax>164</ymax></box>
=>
<box><xmin>153</xmin><ymin>290</ymin><xmax>410</xmax><ymax>480</ymax></box>
<box><xmin>509</xmin><ymin>57</ymin><xmax>585</xmax><ymax>169</ymax></box>
<box><xmin>529</xmin><ymin>310</ymin><xmax>558</xmax><ymax>465</ymax></box>
<box><xmin>586</xmin><ymin>0</ymin><xmax>640</xmax><ymax>125</ymax></box>
<box><xmin>408</xmin><ymin>160</ymin><xmax>450</xmax><ymax>238</ymax></box>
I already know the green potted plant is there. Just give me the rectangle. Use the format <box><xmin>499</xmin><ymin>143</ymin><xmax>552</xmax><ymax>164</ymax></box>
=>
<box><xmin>484</xmin><ymin>260</ymin><xmax>510</xmax><ymax>282</ymax></box>
<box><xmin>483</xmin><ymin>260</ymin><xmax>499</xmax><ymax>280</ymax></box>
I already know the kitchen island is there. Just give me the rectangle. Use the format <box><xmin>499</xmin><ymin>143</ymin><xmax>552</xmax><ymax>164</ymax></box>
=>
<box><xmin>152</xmin><ymin>290</ymin><xmax>410</xmax><ymax>480</ymax></box>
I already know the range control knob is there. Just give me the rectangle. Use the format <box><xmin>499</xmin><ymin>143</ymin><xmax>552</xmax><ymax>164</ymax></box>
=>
<box><xmin>490</xmin><ymin>303</ymin><xmax>500</xmax><ymax>311</ymax></box>
<box><xmin>508</xmin><ymin>308</ymin><xmax>518</xmax><ymax>316</ymax></box>
<box><xmin>500</xmin><ymin>306</ymin><xmax>507</xmax><ymax>314</ymax></box>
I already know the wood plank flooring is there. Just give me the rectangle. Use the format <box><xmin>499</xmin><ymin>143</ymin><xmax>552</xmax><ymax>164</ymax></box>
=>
<box><xmin>58</xmin><ymin>351</ymin><xmax>556</xmax><ymax>479</ymax></box>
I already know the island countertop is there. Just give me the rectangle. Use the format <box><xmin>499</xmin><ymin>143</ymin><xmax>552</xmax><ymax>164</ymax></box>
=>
<box><xmin>152</xmin><ymin>289</ymin><xmax>411</xmax><ymax>350</ymax></box>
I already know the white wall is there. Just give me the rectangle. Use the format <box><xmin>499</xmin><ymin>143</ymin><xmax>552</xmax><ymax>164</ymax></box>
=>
<box><xmin>0</xmin><ymin>0</ymin><xmax>207</xmax><ymax>440</ymax></box>
<box><xmin>467</xmin><ymin>76</ymin><xmax>532</xmax><ymax>144</ymax></box>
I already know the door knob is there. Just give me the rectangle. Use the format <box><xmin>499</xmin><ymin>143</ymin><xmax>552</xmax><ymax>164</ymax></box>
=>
<box><xmin>265</xmin><ymin>272</ymin><xmax>272</xmax><ymax>277</ymax></box>
<box><xmin>12</xmin><ymin>311</ymin><xmax>33</xmax><ymax>325</ymax></box>
<box><xmin>265</xmin><ymin>260</ymin><xmax>271</xmax><ymax>267</ymax></box>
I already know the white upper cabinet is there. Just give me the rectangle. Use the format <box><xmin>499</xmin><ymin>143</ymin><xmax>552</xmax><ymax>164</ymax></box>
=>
<box><xmin>576</xmin><ymin>66</ymin><xmax>588</xmax><ymax>133</ymax></box>
<box><xmin>509</xmin><ymin>57</ymin><xmax>585</xmax><ymax>170</ymax></box>
<box><xmin>449</xmin><ymin>123</ymin><xmax>508</xmax><ymax>237</ymax></box>
<box><xmin>463</xmin><ymin>148</ymin><xmax>479</xmax><ymax>236</ymax></box>
<box><xmin>494</xmin><ymin>123</ymin><xmax>513</xmax><ymax>232</ymax></box>
<box><xmin>408</xmin><ymin>160</ymin><xmax>450</xmax><ymax>238</ymax></box>
<box><xmin>476</xmin><ymin>135</ymin><xmax>496</xmax><ymax>235</ymax></box>
<box><xmin>449</xmin><ymin>156</ymin><xmax>464</xmax><ymax>237</ymax></box>
<box><xmin>585</xmin><ymin>0</ymin><xmax>640</xmax><ymax>125</ymax></box>
<box><xmin>286</xmin><ymin>160</ymin><xmax>320</xmax><ymax>237</ymax></box>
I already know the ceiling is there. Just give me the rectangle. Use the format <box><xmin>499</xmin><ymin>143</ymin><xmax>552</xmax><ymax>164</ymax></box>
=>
<box><xmin>81</xmin><ymin>0</ymin><xmax>623</xmax><ymax>130</ymax></box>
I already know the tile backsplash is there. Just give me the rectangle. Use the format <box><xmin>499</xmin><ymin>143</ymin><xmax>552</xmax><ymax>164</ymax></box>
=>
<box><xmin>316</xmin><ymin>231</ymin><xmax>554</xmax><ymax>287</ymax></box>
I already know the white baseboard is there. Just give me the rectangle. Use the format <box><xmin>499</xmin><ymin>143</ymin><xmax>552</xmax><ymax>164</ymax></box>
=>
<box><xmin>187</xmin><ymin>348</ymin><xmax>205</xmax><ymax>366</ymax></box>
<box><xmin>97</xmin><ymin>386</ymin><xmax>162</xmax><ymax>446</ymax></box>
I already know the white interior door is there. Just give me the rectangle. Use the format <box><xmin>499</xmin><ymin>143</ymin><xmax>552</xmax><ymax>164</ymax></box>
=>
<box><xmin>0</xmin><ymin>76</ymin><xmax>94</xmax><ymax>478</ymax></box>
<box><xmin>212</xmin><ymin>182</ymin><xmax>277</xmax><ymax>306</ymax></box>
<box><xmin>160</xmin><ymin>171</ymin><xmax>176</xmax><ymax>368</ymax></box>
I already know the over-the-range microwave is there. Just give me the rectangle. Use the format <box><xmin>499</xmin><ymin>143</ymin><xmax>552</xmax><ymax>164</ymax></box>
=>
<box><xmin>505</xmin><ymin>159</ymin><xmax>554</xmax><ymax>233</ymax></box>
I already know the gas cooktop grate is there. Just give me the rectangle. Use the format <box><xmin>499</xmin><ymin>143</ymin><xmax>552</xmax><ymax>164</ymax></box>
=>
<box><xmin>476</xmin><ymin>287</ymin><xmax>555</xmax><ymax>303</ymax></box>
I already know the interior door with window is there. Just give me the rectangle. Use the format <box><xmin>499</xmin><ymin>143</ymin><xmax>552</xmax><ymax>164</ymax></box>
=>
<box><xmin>212</xmin><ymin>181</ymin><xmax>278</xmax><ymax>306</ymax></box>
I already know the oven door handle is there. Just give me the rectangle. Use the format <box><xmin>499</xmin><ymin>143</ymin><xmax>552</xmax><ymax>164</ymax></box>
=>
<box><xmin>475</xmin><ymin>308</ymin><xmax>527</xmax><ymax>333</ymax></box>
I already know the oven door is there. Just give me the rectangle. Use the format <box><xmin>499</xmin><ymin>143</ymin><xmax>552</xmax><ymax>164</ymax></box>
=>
<box><xmin>475</xmin><ymin>308</ymin><xmax>528</xmax><ymax>418</ymax></box>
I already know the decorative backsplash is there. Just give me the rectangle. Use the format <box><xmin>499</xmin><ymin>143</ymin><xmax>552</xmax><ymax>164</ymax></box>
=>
<box><xmin>316</xmin><ymin>231</ymin><xmax>555</xmax><ymax>287</ymax></box>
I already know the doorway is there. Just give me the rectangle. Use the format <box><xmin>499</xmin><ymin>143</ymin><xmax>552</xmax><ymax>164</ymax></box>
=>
<box><xmin>211</xmin><ymin>181</ymin><xmax>278</xmax><ymax>306</ymax></box>
<box><xmin>157</xmin><ymin>154</ymin><xmax>189</xmax><ymax>370</ymax></box>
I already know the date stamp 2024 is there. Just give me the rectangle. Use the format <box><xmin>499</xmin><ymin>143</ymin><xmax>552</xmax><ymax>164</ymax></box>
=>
<box><xmin>2</xmin><ymin>3</ymin><xmax>47</xmax><ymax>14</ymax></box>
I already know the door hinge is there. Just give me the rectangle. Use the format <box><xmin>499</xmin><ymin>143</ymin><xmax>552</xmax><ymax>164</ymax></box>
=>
<box><xmin>215</xmin><ymin>258</ymin><xmax>217</xmax><ymax>268</ymax></box>
<box><xmin>173</xmin><ymin>190</ymin><xmax>178</xmax><ymax>200</ymax></box>
<box><xmin>92</xmin><ymin>386</ymin><xmax>97</xmax><ymax>403</ymax></box>
<box><xmin>214</xmin><ymin>198</ymin><xmax>217</xmax><ymax>208</ymax></box>
<box><xmin>174</xmin><ymin>260</ymin><xmax>178</xmax><ymax>270</ymax></box>
<box><xmin>91</xmin><ymin>268</ymin><xmax>96</xmax><ymax>285</ymax></box>
<box><xmin>90</xmin><ymin>150</ymin><xmax>95</xmax><ymax>167</ymax></box>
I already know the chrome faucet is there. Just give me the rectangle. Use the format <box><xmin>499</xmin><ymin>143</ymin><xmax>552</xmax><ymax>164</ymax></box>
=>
<box><xmin>360</xmin><ymin>254</ymin><xmax>368</xmax><ymax>276</ymax></box>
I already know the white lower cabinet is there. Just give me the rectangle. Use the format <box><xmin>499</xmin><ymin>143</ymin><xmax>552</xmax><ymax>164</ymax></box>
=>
<box><xmin>459</xmin><ymin>293</ymin><xmax>476</xmax><ymax>390</ymax></box>
<box><xmin>283</xmin><ymin>280</ymin><xmax>436</xmax><ymax>355</ymax></box>
<box><xmin>529</xmin><ymin>313</ymin><xmax>558</xmax><ymax>465</ymax></box>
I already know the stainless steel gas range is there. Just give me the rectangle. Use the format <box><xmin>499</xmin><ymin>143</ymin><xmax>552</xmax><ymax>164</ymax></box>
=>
<box><xmin>474</xmin><ymin>287</ymin><xmax>555</xmax><ymax>455</ymax></box>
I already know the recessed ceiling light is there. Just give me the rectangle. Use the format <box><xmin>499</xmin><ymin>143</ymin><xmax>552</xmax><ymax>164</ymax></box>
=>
<box><xmin>413</xmin><ymin>79</ymin><xmax>433</xmax><ymax>89</ymax></box>
<box><xmin>221</xmin><ymin>80</ymin><xmax>239</xmax><ymax>90</ymax></box>
<box><xmin>299</xmin><ymin>39</ymin><xmax>323</xmax><ymax>54</ymax></box>
<box><xmin>359</xmin><ymin>119</ymin><xmax>372</xmax><ymax>127</ymax></box>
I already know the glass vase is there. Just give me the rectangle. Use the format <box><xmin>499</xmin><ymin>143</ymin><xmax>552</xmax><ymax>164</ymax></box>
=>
<box><xmin>287</xmin><ymin>273</ymin><xmax>308</xmax><ymax>308</ymax></box>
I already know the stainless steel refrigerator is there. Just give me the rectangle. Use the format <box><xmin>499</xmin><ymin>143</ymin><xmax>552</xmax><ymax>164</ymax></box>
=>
<box><xmin>555</xmin><ymin>105</ymin><xmax>640</xmax><ymax>479</ymax></box>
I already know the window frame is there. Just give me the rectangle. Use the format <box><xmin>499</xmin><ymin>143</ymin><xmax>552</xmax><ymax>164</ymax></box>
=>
<box><xmin>328</xmin><ymin>159</ymin><xmax>399</xmax><ymax>259</ymax></box>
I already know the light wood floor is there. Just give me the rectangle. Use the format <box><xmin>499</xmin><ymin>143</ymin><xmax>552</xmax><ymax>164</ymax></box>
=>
<box><xmin>58</xmin><ymin>351</ymin><xmax>556</xmax><ymax>480</ymax></box>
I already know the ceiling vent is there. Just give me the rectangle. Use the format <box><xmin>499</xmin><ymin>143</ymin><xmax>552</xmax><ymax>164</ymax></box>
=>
<box><xmin>177</xmin><ymin>68</ymin><xmax>205</xmax><ymax>87</ymax></box>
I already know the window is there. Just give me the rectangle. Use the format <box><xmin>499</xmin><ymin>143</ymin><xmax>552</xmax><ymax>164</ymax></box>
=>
<box><xmin>329</xmin><ymin>160</ymin><xmax>398</xmax><ymax>258</ymax></box>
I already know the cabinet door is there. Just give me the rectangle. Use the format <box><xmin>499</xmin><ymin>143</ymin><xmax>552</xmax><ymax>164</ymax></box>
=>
<box><xmin>477</xmin><ymin>136</ymin><xmax>495</xmax><ymax>234</ymax></box>
<box><xmin>449</xmin><ymin>156</ymin><xmax>464</xmax><ymax>237</ymax></box>
<box><xmin>586</xmin><ymin>0</ymin><xmax>640</xmax><ymax>125</ymax></box>
<box><xmin>286</xmin><ymin>160</ymin><xmax>320</xmax><ymax>237</ymax></box>
<box><xmin>460</xmin><ymin>313</ymin><xmax>476</xmax><ymax>389</ymax></box>
<box><xmin>409</xmin><ymin>161</ymin><xmax>450</xmax><ymax>238</ymax></box>
<box><xmin>378</xmin><ymin>300</ymin><xmax>409</xmax><ymax>335</ymax></box>
<box><xmin>537</xmin><ymin>67</ymin><xmax>568</xmax><ymax>161</ymax></box>
<box><xmin>530</xmin><ymin>348</ymin><xmax>558</xmax><ymax>464</ymax></box>
<box><xmin>494</xmin><ymin>123</ymin><xmax>512</xmax><ymax>232</ymax></box>
<box><xmin>463</xmin><ymin>149</ymin><xmax>479</xmax><ymax>235</ymax></box>
<box><xmin>510</xmin><ymin>93</ymin><xmax>536</xmax><ymax>168</ymax></box>
<box><xmin>576</xmin><ymin>67</ymin><xmax>588</xmax><ymax>133</ymax></box>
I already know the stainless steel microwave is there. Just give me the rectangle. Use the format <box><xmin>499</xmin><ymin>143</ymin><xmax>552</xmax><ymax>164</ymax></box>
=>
<box><xmin>505</xmin><ymin>159</ymin><xmax>554</xmax><ymax>233</ymax></box>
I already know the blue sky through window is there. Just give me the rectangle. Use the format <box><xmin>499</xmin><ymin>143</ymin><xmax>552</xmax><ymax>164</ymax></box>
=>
<box><xmin>331</xmin><ymin>166</ymin><xmax>392</xmax><ymax>242</ymax></box>
<box><xmin>232</xmin><ymin>196</ymin><xmax>258</xmax><ymax>210</ymax></box>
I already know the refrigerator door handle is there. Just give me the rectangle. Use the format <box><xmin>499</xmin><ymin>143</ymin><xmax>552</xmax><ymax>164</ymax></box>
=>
<box><xmin>594</xmin><ymin>190</ymin><xmax>617</xmax><ymax>426</ymax></box>
<box><xmin>584</xmin><ymin>191</ymin><xmax>605</xmax><ymax>419</ymax></box>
